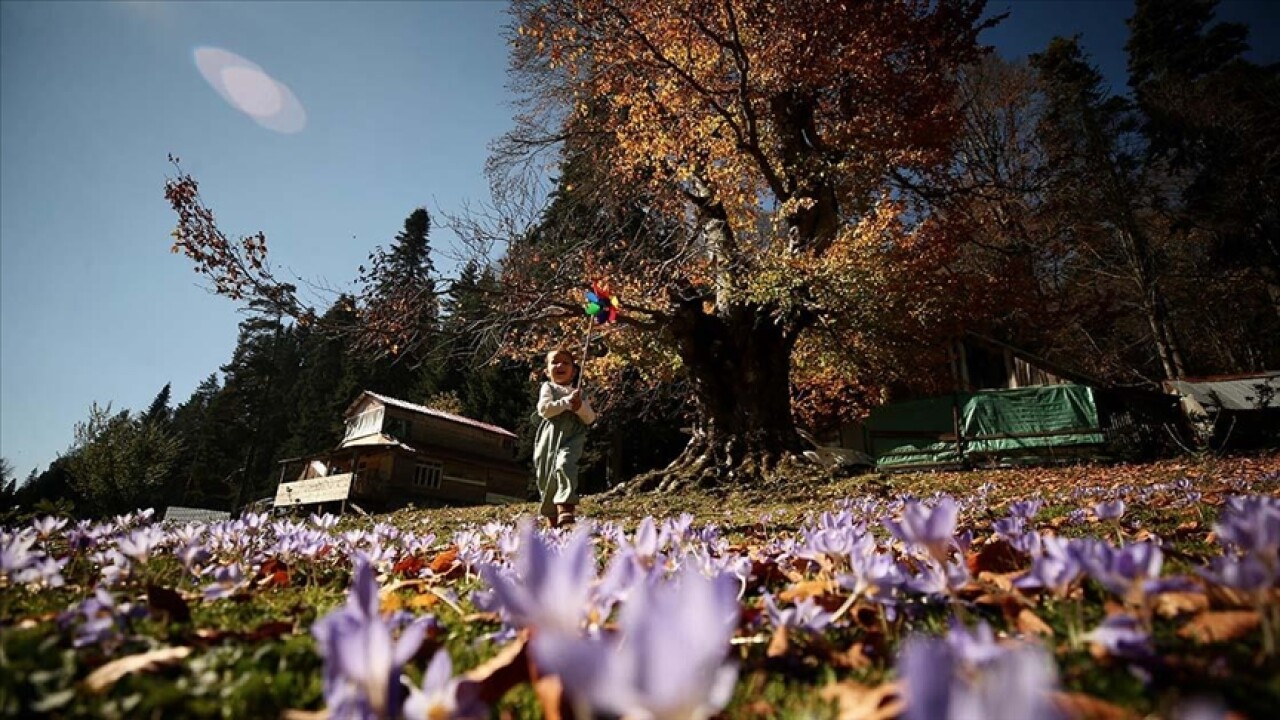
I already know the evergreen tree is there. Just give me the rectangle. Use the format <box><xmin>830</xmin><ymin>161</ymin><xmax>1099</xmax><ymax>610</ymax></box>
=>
<box><xmin>218</xmin><ymin>305</ymin><xmax>302</xmax><ymax>509</ymax></box>
<box><xmin>167</xmin><ymin>374</ymin><xmax>234</xmax><ymax>509</ymax></box>
<box><xmin>1032</xmin><ymin>37</ymin><xmax>1189</xmax><ymax>379</ymax></box>
<box><xmin>142</xmin><ymin>383</ymin><xmax>173</xmax><ymax>426</ymax></box>
<box><xmin>281</xmin><ymin>297</ymin><xmax>363</xmax><ymax>458</ymax></box>
<box><xmin>352</xmin><ymin>208</ymin><xmax>443</xmax><ymax>401</ymax></box>
<box><xmin>13</xmin><ymin>458</ymin><xmax>79</xmax><ymax>513</ymax></box>
<box><xmin>66</xmin><ymin>403</ymin><xmax>182</xmax><ymax>517</ymax></box>
<box><xmin>1127</xmin><ymin>0</ymin><xmax>1280</xmax><ymax>343</ymax></box>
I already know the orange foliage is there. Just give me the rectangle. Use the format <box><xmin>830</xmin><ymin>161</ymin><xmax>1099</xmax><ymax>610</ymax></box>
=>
<box><xmin>501</xmin><ymin>0</ymin><xmax>992</xmax><ymax>421</ymax></box>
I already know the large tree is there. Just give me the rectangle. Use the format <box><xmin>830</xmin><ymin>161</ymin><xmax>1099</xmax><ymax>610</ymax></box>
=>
<box><xmin>163</xmin><ymin>2</ymin><xmax>994</xmax><ymax>488</ymax></box>
<box><xmin>490</xmin><ymin>0</ymin><xmax>993</xmax><ymax>486</ymax></box>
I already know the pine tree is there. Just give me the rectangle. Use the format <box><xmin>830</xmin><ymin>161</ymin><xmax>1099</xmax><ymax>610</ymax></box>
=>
<box><xmin>352</xmin><ymin>208</ymin><xmax>443</xmax><ymax>401</ymax></box>
<box><xmin>1127</xmin><ymin>0</ymin><xmax>1280</xmax><ymax>343</ymax></box>
<box><xmin>143</xmin><ymin>383</ymin><xmax>173</xmax><ymax>426</ymax></box>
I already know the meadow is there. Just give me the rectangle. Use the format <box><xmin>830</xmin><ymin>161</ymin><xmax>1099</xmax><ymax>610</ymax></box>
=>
<box><xmin>2</xmin><ymin>453</ymin><xmax>1279</xmax><ymax>719</ymax></box>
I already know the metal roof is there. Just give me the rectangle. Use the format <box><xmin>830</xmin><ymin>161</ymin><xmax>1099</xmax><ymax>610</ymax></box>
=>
<box><xmin>1164</xmin><ymin>372</ymin><xmax>1280</xmax><ymax>412</ymax></box>
<box><xmin>344</xmin><ymin>391</ymin><xmax>518</xmax><ymax>438</ymax></box>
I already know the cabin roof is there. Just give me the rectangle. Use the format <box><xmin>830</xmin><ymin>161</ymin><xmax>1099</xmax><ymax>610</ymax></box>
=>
<box><xmin>345</xmin><ymin>391</ymin><xmax>518</xmax><ymax>439</ymax></box>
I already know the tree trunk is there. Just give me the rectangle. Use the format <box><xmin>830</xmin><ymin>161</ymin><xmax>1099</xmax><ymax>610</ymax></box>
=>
<box><xmin>625</xmin><ymin>300</ymin><xmax>808</xmax><ymax>492</ymax></box>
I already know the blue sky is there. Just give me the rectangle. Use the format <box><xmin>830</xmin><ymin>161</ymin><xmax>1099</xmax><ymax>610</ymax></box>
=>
<box><xmin>1</xmin><ymin>1</ymin><xmax>1276</xmax><ymax>480</ymax></box>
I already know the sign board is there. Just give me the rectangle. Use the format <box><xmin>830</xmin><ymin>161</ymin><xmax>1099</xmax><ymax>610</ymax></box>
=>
<box><xmin>274</xmin><ymin>473</ymin><xmax>354</xmax><ymax>507</ymax></box>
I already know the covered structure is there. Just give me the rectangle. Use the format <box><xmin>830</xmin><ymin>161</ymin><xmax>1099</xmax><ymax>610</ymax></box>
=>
<box><xmin>1164</xmin><ymin>372</ymin><xmax>1280</xmax><ymax>449</ymax></box>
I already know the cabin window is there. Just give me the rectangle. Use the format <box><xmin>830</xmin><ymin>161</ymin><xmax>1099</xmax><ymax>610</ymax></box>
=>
<box><xmin>385</xmin><ymin>417</ymin><xmax>411</xmax><ymax>441</ymax></box>
<box><xmin>413</xmin><ymin>462</ymin><xmax>442</xmax><ymax>489</ymax></box>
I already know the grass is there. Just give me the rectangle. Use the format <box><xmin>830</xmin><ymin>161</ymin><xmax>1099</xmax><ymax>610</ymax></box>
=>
<box><xmin>2</xmin><ymin>451</ymin><xmax>1278</xmax><ymax>719</ymax></box>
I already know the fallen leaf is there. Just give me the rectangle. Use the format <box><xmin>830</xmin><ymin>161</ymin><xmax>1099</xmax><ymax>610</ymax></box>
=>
<box><xmin>1016</xmin><ymin>608</ymin><xmax>1054</xmax><ymax>637</ymax></box>
<box><xmin>819</xmin><ymin>681</ymin><xmax>902</xmax><ymax>720</ymax></box>
<box><xmin>967</xmin><ymin>539</ymin><xmax>1026</xmax><ymax>575</ymax></box>
<box><xmin>465</xmin><ymin>633</ymin><xmax>531</xmax><ymax>705</ymax></box>
<box><xmin>779</xmin><ymin>579</ymin><xmax>833</xmax><ymax>603</ymax></box>
<box><xmin>1153</xmin><ymin>591</ymin><xmax>1209</xmax><ymax>619</ymax></box>
<box><xmin>826</xmin><ymin>641</ymin><xmax>873</xmax><ymax>670</ymax></box>
<box><xmin>767</xmin><ymin>625</ymin><xmax>790</xmax><ymax>658</ymax></box>
<box><xmin>430</xmin><ymin>547</ymin><xmax>460</xmax><ymax>575</ymax></box>
<box><xmin>410</xmin><ymin>592</ymin><xmax>439</xmax><ymax>611</ymax></box>
<box><xmin>84</xmin><ymin>646</ymin><xmax>192</xmax><ymax>693</ymax></box>
<box><xmin>532</xmin><ymin>675</ymin><xmax>566</xmax><ymax>720</ymax></box>
<box><xmin>393</xmin><ymin>554</ymin><xmax>426</xmax><ymax>577</ymax></box>
<box><xmin>1051</xmin><ymin>691</ymin><xmax>1135</xmax><ymax>719</ymax></box>
<box><xmin>147</xmin><ymin>584</ymin><xmax>192</xmax><ymax>624</ymax></box>
<box><xmin>1178</xmin><ymin>610</ymin><xmax>1261</xmax><ymax>643</ymax></box>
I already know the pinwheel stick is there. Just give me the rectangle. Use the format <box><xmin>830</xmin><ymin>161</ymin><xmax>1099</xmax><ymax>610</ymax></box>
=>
<box><xmin>578</xmin><ymin>316</ymin><xmax>593</xmax><ymax>391</ymax></box>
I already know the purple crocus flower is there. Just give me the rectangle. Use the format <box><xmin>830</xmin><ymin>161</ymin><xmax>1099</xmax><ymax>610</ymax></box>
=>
<box><xmin>837</xmin><ymin>548</ymin><xmax>905</xmax><ymax>602</ymax></box>
<box><xmin>312</xmin><ymin>559</ymin><xmax>428</xmax><ymax>720</ymax></box>
<box><xmin>1083</xmin><ymin>614</ymin><xmax>1153</xmax><ymax>660</ymax></box>
<box><xmin>16</xmin><ymin>556</ymin><xmax>68</xmax><ymax>588</ymax></box>
<box><xmin>945</xmin><ymin>620</ymin><xmax>1005</xmax><ymax>665</ymax></box>
<box><xmin>1</xmin><ymin>530</ymin><xmax>39</xmax><ymax>577</ymax></box>
<box><xmin>534</xmin><ymin>567</ymin><xmax>740</xmax><ymax>720</ymax></box>
<box><xmin>117</xmin><ymin>526</ymin><xmax>167</xmax><ymax>565</ymax></box>
<box><xmin>884</xmin><ymin>497</ymin><xmax>958</xmax><ymax>562</ymax></box>
<box><xmin>1016</xmin><ymin>548</ymin><xmax>1082</xmax><ymax>597</ymax></box>
<box><xmin>631</xmin><ymin>516</ymin><xmax>661</xmax><ymax>561</ymax></box>
<box><xmin>401</xmin><ymin>650</ymin><xmax>486</xmax><ymax>720</ymax></box>
<box><xmin>1008</xmin><ymin>500</ymin><xmax>1044</xmax><ymax>520</ymax></box>
<box><xmin>1077</xmin><ymin>541</ymin><xmax>1164</xmax><ymax>598</ymax></box>
<box><xmin>31</xmin><ymin>516</ymin><xmax>68</xmax><ymax>539</ymax></box>
<box><xmin>1198</xmin><ymin>554</ymin><xmax>1274</xmax><ymax>593</ymax></box>
<box><xmin>479</xmin><ymin>523</ymin><xmax>598</xmax><ymax>635</ymax></box>
<box><xmin>763</xmin><ymin>593</ymin><xmax>833</xmax><ymax>632</ymax></box>
<box><xmin>1215</xmin><ymin>496</ymin><xmax>1280</xmax><ymax>557</ymax></box>
<box><xmin>906</xmin><ymin>559</ymin><xmax>970</xmax><ymax>598</ymax></box>
<box><xmin>202</xmin><ymin>563</ymin><xmax>247</xmax><ymax>601</ymax></box>
<box><xmin>1094</xmin><ymin>500</ymin><xmax>1127</xmax><ymax>521</ymax></box>
<box><xmin>899</xmin><ymin>630</ymin><xmax>1063</xmax><ymax>720</ymax></box>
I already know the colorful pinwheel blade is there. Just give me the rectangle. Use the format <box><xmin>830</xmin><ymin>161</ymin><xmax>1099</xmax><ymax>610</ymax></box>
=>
<box><xmin>585</xmin><ymin>302</ymin><xmax>601</xmax><ymax>316</ymax></box>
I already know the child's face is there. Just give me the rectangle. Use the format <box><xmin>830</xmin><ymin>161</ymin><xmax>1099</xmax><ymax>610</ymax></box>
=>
<box><xmin>547</xmin><ymin>352</ymin><xmax>575</xmax><ymax>385</ymax></box>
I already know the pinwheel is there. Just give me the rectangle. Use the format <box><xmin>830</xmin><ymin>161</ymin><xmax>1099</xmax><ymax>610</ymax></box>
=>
<box><xmin>584</xmin><ymin>282</ymin><xmax>620</xmax><ymax>325</ymax></box>
<box><xmin>579</xmin><ymin>281</ymin><xmax>621</xmax><ymax>390</ymax></box>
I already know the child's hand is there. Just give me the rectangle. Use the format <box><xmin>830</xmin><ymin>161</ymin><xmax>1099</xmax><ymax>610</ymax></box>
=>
<box><xmin>569</xmin><ymin>389</ymin><xmax>582</xmax><ymax>411</ymax></box>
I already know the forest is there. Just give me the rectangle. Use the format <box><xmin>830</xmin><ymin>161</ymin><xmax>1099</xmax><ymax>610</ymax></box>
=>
<box><xmin>3</xmin><ymin>0</ymin><xmax>1277</xmax><ymax>518</ymax></box>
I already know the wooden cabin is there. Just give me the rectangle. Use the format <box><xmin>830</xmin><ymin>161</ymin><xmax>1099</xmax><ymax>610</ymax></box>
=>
<box><xmin>272</xmin><ymin>391</ymin><xmax>527</xmax><ymax>511</ymax></box>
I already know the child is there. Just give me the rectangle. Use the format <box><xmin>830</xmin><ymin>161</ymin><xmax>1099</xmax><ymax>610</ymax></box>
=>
<box><xmin>533</xmin><ymin>348</ymin><xmax>596</xmax><ymax>527</ymax></box>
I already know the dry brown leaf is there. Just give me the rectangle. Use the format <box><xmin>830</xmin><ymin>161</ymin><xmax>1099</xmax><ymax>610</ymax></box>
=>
<box><xmin>976</xmin><ymin>570</ymin><xmax>1018</xmax><ymax>593</ymax></box>
<box><xmin>532</xmin><ymin>675</ymin><xmax>566</xmax><ymax>720</ymax></box>
<box><xmin>410</xmin><ymin>592</ymin><xmax>439</xmax><ymax>611</ymax></box>
<box><xmin>429</xmin><ymin>547</ymin><xmax>460</xmax><ymax>575</ymax></box>
<box><xmin>827</xmin><ymin>641</ymin><xmax>873</xmax><ymax>670</ymax></box>
<box><xmin>778</xmin><ymin>579</ymin><xmax>833</xmax><ymax>603</ymax></box>
<box><xmin>766</xmin><ymin>625</ymin><xmax>790</xmax><ymax>658</ymax></box>
<box><xmin>465</xmin><ymin>633</ymin><xmax>531</xmax><ymax>705</ymax></box>
<box><xmin>281</xmin><ymin>710</ymin><xmax>327</xmax><ymax>720</ymax></box>
<box><xmin>1016</xmin><ymin>608</ymin><xmax>1054</xmax><ymax>637</ymax></box>
<box><xmin>1051</xmin><ymin>691</ymin><xmax>1136</xmax><ymax>720</ymax></box>
<box><xmin>84</xmin><ymin>646</ymin><xmax>192</xmax><ymax>693</ymax></box>
<box><xmin>1178</xmin><ymin>610</ymin><xmax>1261</xmax><ymax>643</ymax></box>
<box><xmin>819</xmin><ymin>681</ymin><xmax>902</xmax><ymax>720</ymax></box>
<box><xmin>967</xmin><ymin>539</ymin><xmax>1026</xmax><ymax>575</ymax></box>
<box><xmin>1153</xmin><ymin>591</ymin><xmax>1209</xmax><ymax>619</ymax></box>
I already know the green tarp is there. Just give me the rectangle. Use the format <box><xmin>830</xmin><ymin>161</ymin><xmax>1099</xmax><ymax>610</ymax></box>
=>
<box><xmin>867</xmin><ymin>384</ymin><xmax>1106</xmax><ymax>469</ymax></box>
